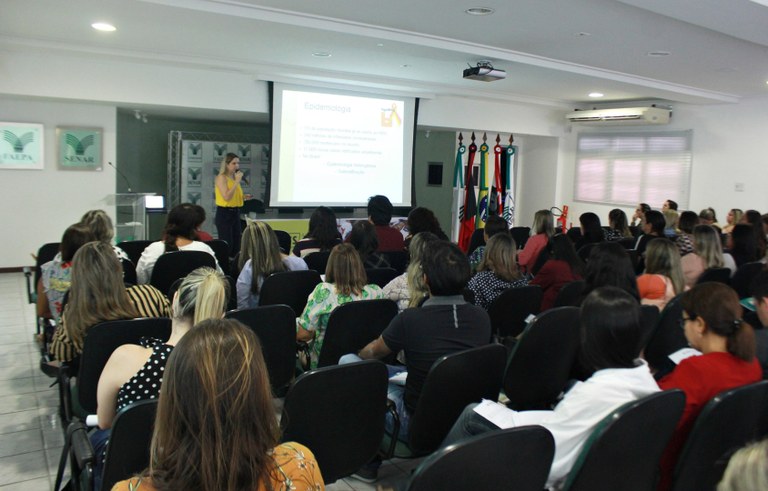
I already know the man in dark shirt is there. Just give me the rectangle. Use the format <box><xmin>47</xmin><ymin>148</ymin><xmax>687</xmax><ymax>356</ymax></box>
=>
<box><xmin>347</xmin><ymin>241</ymin><xmax>491</xmax><ymax>482</ymax></box>
<box><xmin>749</xmin><ymin>270</ymin><xmax>768</xmax><ymax>378</ymax></box>
<box><xmin>367</xmin><ymin>194</ymin><xmax>405</xmax><ymax>252</ymax></box>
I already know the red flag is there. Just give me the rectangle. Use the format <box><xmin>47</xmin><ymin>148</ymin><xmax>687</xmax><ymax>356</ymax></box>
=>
<box><xmin>458</xmin><ymin>135</ymin><xmax>477</xmax><ymax>252</ymax></box>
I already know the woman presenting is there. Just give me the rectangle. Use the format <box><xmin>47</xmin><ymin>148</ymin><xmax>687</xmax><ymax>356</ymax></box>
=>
<box><xmin>215</xmin><ymin>152</ymin><xmax>247</xmax><ymax>257</ymax></box>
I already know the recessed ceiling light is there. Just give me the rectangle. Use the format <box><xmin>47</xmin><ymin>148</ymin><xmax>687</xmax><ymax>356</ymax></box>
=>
<box><xmin>401</xmin><ymin>64</ymin><xmax>410</xmax><ymax>68</ymax></box>
<box><xmin>376</xmin><ymin>43</ymin><xmax>384</xmax><ymax>47</ymax></box>
<box><xmin>575</xmin><ymin>32</ymin><xmax>592</xmax><ymax>37</ymax></box>
<box><xmin>588</xmin><ymin>92</ymin><xmax>604</xmax><ymax>98</ymax></box>
<box><xmin>465</xmin><ymin>7</ymin><xmax>495</xmax><ymax>15</ymax></box>
<box><xmin>312</xmin><ymin>51</ymin><xmax>331</xmax><ymax>58</ymax></box>
<box><xmin>647</xmin><ymin>51</ymin><xmax>671</xmax><ymax>57</ymax></box>
<box><xmin>91</xmin><ymin>22</ymin><xmax>116</xmax><ymax>32</ymax></box>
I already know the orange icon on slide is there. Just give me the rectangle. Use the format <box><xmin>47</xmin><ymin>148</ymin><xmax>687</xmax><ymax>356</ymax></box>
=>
<box><xmin>381</xmin><ymin>103</ymin><xmax>402</xmax><ymax>127</ymax></box>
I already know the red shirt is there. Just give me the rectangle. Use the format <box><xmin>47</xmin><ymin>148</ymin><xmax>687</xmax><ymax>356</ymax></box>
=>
<box><xmin>656</xmin><ymin>352</ymin><xmax>761</xmax><ymax>490</ymax></box>
<box><xmin>374</xmin><ymin>225</ymin><xmax>405</xmax><ymax>252</ymax></box>
<box><xmin>529</xmin><ymin>259</ymin><xmax>581</xmax><ymax>311</ymax></box>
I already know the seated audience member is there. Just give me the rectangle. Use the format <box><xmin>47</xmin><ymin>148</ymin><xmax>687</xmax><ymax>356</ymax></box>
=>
<box><xmin>656</xmin><ymin>283</ymin><xmax>761</xmax><ymax>490</ymax></box>
<box><xmin>675</xmin><ymin>211</ymin><xmax>699</xmax><ymax>257</ymax></box>
<box><xmin>606</xmin><ymin>208</ymin><xmax>632</xmax><ymax>240</ymax></box>
<box><xmin>634</xmin><ymin>209</ymin><xmax>666</xmax><ymax>258</ymax></box>
<box><xmin>50</xmin><ymin>242</ymin><xmax>171</xmax><ymax>363</ymax></box>
<box><xmin>404</xmin><ymin>206</ymin><xmax>449</xmax><ymax>246</ymax></box>
<box><xmin>441</xmin><ymin>287</ymin><xmax>658</xmax><ymax>490</ymax></box>
<box><xmin>136</xmin><ymin>203</ymin><xmax>221</xmax><ymax>284</ymax></box>
<box><xmin>92</xmin><ymin>268</ymin><xmax>228</xmax><ymax>490</ymax></box>
<box><xmin>749</xmin><ymin>270</ymin><xmax>768</xmax><ymax>378</ymax></box>
<box><xmin>191</xmin><ymin>204</ymin><xmax>213</xmax><ymax>241</ymax></box>
<box><xmin>574</xmin><ymin>212</ymin><xmax>606</xmax><ymax>251</ymax></box>
<box><xmin>347</xmin><ymin>241</ymin><xmax>492</xmax><ymax>481</ymax></box>
<box><xmin>742</xmin><ymin>209</ymin><xmax>767</xmax><ymax>260</ymax></box>
<box><xmin>468</xmin><ymin>214</ymin><xmax>509</xmax><ymax>271</ymax></box>
<box><xmin>717</xmin><ymin>438</ymin><xmax>768</xmax><ymax>491</ymax></box>
<box><xmin>662</xmin><ymin>199</ymin><xmax>679</xmax><ymax>212</ymax></box>
<box><xmin>37</xmin><ymin>224</ymin><xmax>93</xmax><ymax>323</ymax></box>
<box><xmin>631</xmin><ymin>203</ymin><xmax>651</xmax><ymax>228</ymax></box>
<box><xmin>367</xmin><ymin>195</ymin><xmax>405</xmax><ymax>252</ymax></box>
<box><xmin>297</xmin><ymin>243</ymin><xmax>385</xmax><ymax>368</ymax></box>
<box><xmin>112</xmin><ymin>319</ymin><xmax>324</xmax><ymax>491</ymax></box>
<box><xmin>79</xmin><ymin>209</ymin><xmax>130</xmax><ymax>262</ymax></box>
<box><xmin>349</xmin><ymin>220</ymin><xmax>391</xmax><ymax>269</ymax></box>
<box><xmin>518</xmin><ymin>209</ymin><xmax>555</xmax><ymax>273</ymax></box>
<box><xmin>292</xmin><ymin>206</ymin><xmax>342</xmax><ymax>258</ymax></box>
<box><xmin>727</xmin><ymin>223</ymin><xmax>759</xmax><ymax>268</ymax></box>
<box><xmin>681</xmin><ymin>224</ymin><xmax>737</xmax><ymax>287</ymax></box>
<box><xmin>467</xmin><ymin>234</ymin><xmax>530</xmax><ymax>310</ymax></box>
<box><xmin>722</xmin><ymin>208</ymin><xmax>744</xmax><ymax>235</ymax></box>
<box><xmin>382</xmin><ymin>232</ymin><xmax>439</xmax><ymax>312</ymax></box>
<box><xmin>698</xmin><ymin>207</ymin><xmax>720</xmax><ymax>229</ymax></box>
<box><xmin>663</xmin><ymin>209</ymin><xmax>679</xmax><ymax>238</ymax></box>
<box><xmin>530</xmin><ymin>234</ymin><xmax>585</xmax><ymax>311</ymax></box>
<box><xmin>637</xmin><ymin>239</ymin><xmax>685</xmax><ymax>311</ymax></box>
<box><xmin>236</xmin><ymin>220</ymin><xmax>306</xmax><ymax>310</ymax></box>
<box><xmin>582</xmin><ymin>242</ymin><xmax>639</xmax><ymax>302</ymax></box>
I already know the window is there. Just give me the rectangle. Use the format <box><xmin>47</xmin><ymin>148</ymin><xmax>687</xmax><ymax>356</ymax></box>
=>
<box><xmin>574</xmin><ymin>131</ymin><xmax>692</xmax><ymax>208</ymax></box>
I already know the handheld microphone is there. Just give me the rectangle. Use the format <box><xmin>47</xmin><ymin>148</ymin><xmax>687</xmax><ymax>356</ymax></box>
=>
<box><xmin>238</xmin><ymin>170</ymin><xmax>249</xmax><ymax>186</ymax></box>
<box><xmin>108</xmin><ymin>162</ymin><xmax>133</xmax><ymax>192</ymax></box>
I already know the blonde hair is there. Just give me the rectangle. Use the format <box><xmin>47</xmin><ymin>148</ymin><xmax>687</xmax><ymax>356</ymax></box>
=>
<box><xmin>478</xmin><ymin>234</ymin><xmax>520</xmax><ymax>282</ymax></box>
<box><xmin>718</xmin><ymin>438</ymin><xmax>768</xmax><ymax>491</ymax></box>
<box><xmin>693</xmin><ymin>225</ymin><xmax>725</xmax><ymax>268</ymax></box>
<box><xmin>406</xmin><ymin>232</ymin><xmax>438</xmax><ymax>308</ymax></box>
<box><xmin>531</xmin><ymin>210</ymin><xmax>554</xmax><ymax>237</ymax></box>
<box><xmin>64</xmin><ymin>241</ymin><xmax>138</xmax><ymax>347</ymax></box>
<box><xmin>326</xmin><ymin>243</ymin><xmax>367</xmax><ymax>296</ymax></box>
<box><xmin>80</xmin><ymin>209</ymin><xmax>115</xmax><ymax>243</ymax></box>
<box><xmin>239</xmin><ymin>220</ymin><xmax>285</xmax><ymax>294</ymax></box>
<box><xmin>172</xmin><ymin>267</ymin><xmax>228</xmax><ymax>325</ymax></box>
<box><xmin>217</xmin><ymin>152</ymin><xmax>239</xmax><ymax>176</ymax></box>
<box><xmin>644</xmin><ymin>238</ymin><xmax>685</xmax><ymax>294</ymax></box>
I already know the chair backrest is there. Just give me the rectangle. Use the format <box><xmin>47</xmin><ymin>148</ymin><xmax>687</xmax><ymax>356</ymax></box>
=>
<box><xmin>149</xmin><ymin>250</ymin><xmax>216</xmax><ymax>297</ymax></box>
<box><xmin>101</xmin><ymin>400</ymin><xmax>158</xmax><ymax>491</ymax></box>
<box><xmin>618</xmin><ymin>237</ymin><xmax>636</xmax><ymax>249</ymax></box>
<box><xmin>281</xmin><ymin>360</ymin><xmax>389</xmax><ymax>484</ymax></box>
<box><xmin>554</xmin><ymin>279</ymin><xmax>586</xmax><ymax>308</ymax></box>
<box><xmin>120</xmin><ymin>258</ymin><xmax>137</xmax><ymax>286</ymax></box>
<box><xmin>639</xmin><ymin>304</ymin><xmax>660</xmax><ymax>350</ymax></box>
<box><xmin>317</xmin><ymin>299</ymin><xmax>399</xmax><ymax>368</ymax></box>
<box><xmin>225</xmin><ymin>305</ymin><xmax>297</xmax><ymax>394</ymax></box>
<box><xmin>204</xmin><ymin>239</ymin><xmax>231</xmax><ymax>276</ymax></box>
<box><xmin>303</xmin><ymin>251</ymin><xmax>330</xmax><ymax>273</ymax></box>
<box><xmin>577</xmin><ymin>243</ymin><xmax>599</xmax><ymax>262</ymax></box>
<box><xmin>407</xmin><ymin>426</ymin><xmax>555</xmax><ymax>491</ymax></box>
<box><xmin>408</xmin><ymin>344</ymin><xmax>506</xmax><ymax>455</ymax></box>
<box><xmin>35</xmin><ymin>242</ymin><xmax>61</xmax><ymax>286</ymax></box>
<box><xmin>381</xmin><ymin>250</ymin><xmax>409</xmax><ymax>274</ymax></box>
<box><xmin>365</xmin><ymin>267</ymin><xmax>399</xmax><ymax>288</ymax></box>
<box><xmin>672</xmin><ymin>380</ymin><xmax>768</xmax><ymax>491</ymax></box>
<box><xmin>487</xmin><ymin>285</ymin><xmax>543</xmax><ymax>338</ymax></box>
<box><xmin>116</xmin><ymin>240</ymin><xmax>153</xmax><ymax>267</ymax></box>
<box><xmin>510</xmin><ymin>227</ymin><xmax>531</xmax><ymax>249</ymax></box>
<box><xmin>274</xmin><ymin>230</ymin><xmax>293</xmax><ymax>254</ymax></box>
<box><xmin>258</xmin><ymin>270</ymin><xmax>322</xmax><ymax>316</ymax></box>
<box><xmin>78</xmin><ymin>318</ymin><xmax>172</xmax><ymax>414</ymax></box>
<box><xmin>696</xmin><ymin>267</ymin><xmax>731</xmax><ymax>286</ymax></box>
<box><xmin>643</xmin><ymin>295</ymin><xmax>686</xmax><ymax>378</ymax></box>
<box><xmin>730</xmin><ymin>261</ymin><xmax>765</xmax><ymax>298</ymax></box>
<box><xmin>503</xmin><ymin>307</ymin><xmax>581</xmax><ymax>410</ymax></box>
<box><xmin>563</xmin><ymin>390</ymin><xmax>686</xmax><ymax>491</ymax></box>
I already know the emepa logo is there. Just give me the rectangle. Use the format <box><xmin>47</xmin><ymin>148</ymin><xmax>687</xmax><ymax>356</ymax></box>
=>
<box><xmin>3</xmin><ymin>130</ymin><xmax>34</xmax><ymax>153</ymax></box>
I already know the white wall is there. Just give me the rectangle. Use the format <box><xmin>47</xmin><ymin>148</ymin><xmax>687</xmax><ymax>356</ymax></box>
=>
<box><xmin>0</xmin><ymin>98</ymin><xmax>117</xmax><ymax>268</ymax></box>
<box><xmin>515</xmin><ymin>135</ymin><xmax>560</xmax><ymax>226</ymax></box>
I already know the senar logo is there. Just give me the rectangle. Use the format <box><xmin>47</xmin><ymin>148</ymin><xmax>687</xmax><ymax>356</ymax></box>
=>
<box><xmin>65</xmin><ymin>134</ymin><xmax>95</xmax><ymax>156</ymax></box>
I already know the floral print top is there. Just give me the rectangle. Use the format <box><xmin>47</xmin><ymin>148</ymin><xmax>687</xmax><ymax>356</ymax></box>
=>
<box><xmin>297</xmin><ymin>282</ymin><xmax>384</xmax><ymax>368</ymax></box>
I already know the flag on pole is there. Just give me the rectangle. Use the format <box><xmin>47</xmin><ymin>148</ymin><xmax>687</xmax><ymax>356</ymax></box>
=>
<box><xmin>450</xmin><ymin>133</ymin><xmax>466</xmax><ymax>243</ymax></box>
<box><xmin>475</xmin><ymin>133</ymin><xmax>490</xmax><ymax>229</ymax></box>
<box><xmin>488</xmin><ymin>135</ymin><xmax>503</xmax><ymax>217</ymax></box>
<box><xmin>458</xmin><ymin>133</ymin><xmax>478</xmax><ymax>252</ymax></box>
<box><xmin>501</xmin><ymin>136</ymin><xmax>516</xmax><ymax>227</ymax></box>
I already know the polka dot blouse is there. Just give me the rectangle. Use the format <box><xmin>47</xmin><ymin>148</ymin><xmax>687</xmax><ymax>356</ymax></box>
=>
<box><xmin>116</xmin><ymin>337</ymin><xmax>173</xmax><ymax>411</ymax></box>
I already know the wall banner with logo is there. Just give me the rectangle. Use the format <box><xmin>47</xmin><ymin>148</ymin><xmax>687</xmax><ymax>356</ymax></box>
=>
<box><xmin>57</xmin><ymin>127</ymin><xmax>103</xmax><ymax>171</ymax></box>
<box><xmin>0</xmin><ymin>122</ymin><xmax>44</xmax><ymax>170</ymax></box>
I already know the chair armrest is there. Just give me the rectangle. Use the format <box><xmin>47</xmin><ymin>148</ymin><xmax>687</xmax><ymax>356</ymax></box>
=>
<box><xmin>383</xmin><ymin>398</ymin><xmax>401</xmax><ymax>460</ymax></box>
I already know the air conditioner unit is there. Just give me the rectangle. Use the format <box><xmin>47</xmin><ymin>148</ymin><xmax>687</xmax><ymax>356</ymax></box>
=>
<box><xmin>566</xmin><ymin>106</ymin><xmax>671</xmax><ymax>125</ymax></box>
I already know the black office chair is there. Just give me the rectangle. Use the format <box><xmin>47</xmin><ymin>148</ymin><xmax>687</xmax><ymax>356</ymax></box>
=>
<box><xmin>204</xmin><ymin>239</ymin><xmax>231</xmax><ymax>276</ymax></box>
<box><xmin>562</xmin><ymin>390</ymin><xmax>686</xmax><ymax>491</ymax></box>
<box><xmin>120</xmin><ymin>258</ymin><xmax>137</xmax><ymax>286</ymax></box>
<box><xmin>405</xmin><ymin>426</ymin><xmax>555</xmax><ymax>491</ymax></box>
<box><xmin>258</xmin><ymin>270</ymin><xmax>322</xmax><ymax>316</ymax></box>
<box><xmin>116</xmin><ymin>240</ymin><xmax>153</xmax><ymax>267</ymax></box>
<box><xmin>730</xmin><ymin>261</ymin><xmax>764</xmax><ymax>298</ymax></box>
<box><xmin>618</xmin><ymin>237</ymin><xmax>636</xmax><ymax>249</ymax></box>
<box><xmin>149</xmin><ymin>250</ymin><xmax>216</xmax><ymax>297</ymax></box>
<box><xmin>487</xmin><ymin>285</ymin><xmax>543</xmax><ymax>340</ymax></box>
<box><xmin>510</xmin><ymin>227</ymin><xmax>531</xmax><ymax>249</ymax></box>
<box><xmin>639</xmin><ymin>304</ymin><xmax>661</xmax><ymax>350</ymax></box>
<box><xmin>24</xmin><ymin>241</ymin><xmax>61</xmax><ymax>304</ymax></box>
<box><xmin>672</xmin><ymin>380</ymin><xmax>768</xmax><ymax>491</ymax></box>
<box><xmin>503</xmin><ymin>306</ymin><xmax>581</xmax><ymax>410</ymax></box>
<box><xmin>281</xmin><ymin>360</ymin><xmax>389</xmax><ymax>484</ymax></box>
<box><xmin>383</xmin><ymin>344</ymin><xmax>507</xmax><ymax>458</ymax></box>
<box><xmin>365</xmin><ymin>267</ymin><xmax>400</xmax><ymax>288</ymax></box>
<box><xmin>380</xmin><ymin>250</ymin><xmax>409</xmax><ymax>274</ymax></box>
<box><xmin>317</xmin><ymin>299</ymin><xmax>398</xmax><ymax>368</ymax></box>
<box><xmin>225</xmin><ymin>305</ymin><xmax>297</xmax><ymax>394</ymax></box>
<box><xmin>303</xmin><ymin>251</ymin><xmax>331</xmax><ymax>274</ymax></box>
<box><xmin>554</xmin><ymin>279</ymin><xmax>586</xmax><ymax>308</ymax></box>
<box><xmin>696</xmin><ymin>267</ymin><xmax>731</xmax><ymax>286</ymax></box>
<box><xmin>643</xmin><ymin>295</ymin><xmax>686</xmax><ymax>379</ymax></box>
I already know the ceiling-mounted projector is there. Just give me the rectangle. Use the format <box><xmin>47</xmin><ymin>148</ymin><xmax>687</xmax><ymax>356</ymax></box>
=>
<box><xmin>463</xmin><ymin>61</ymin><xmax>506</xmax><ymax>82</ymax></box>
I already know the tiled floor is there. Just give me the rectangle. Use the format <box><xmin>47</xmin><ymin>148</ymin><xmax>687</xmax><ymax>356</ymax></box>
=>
<box><xmin>0</xmin><ymin>272</ymin><xmax>418</xmax><ymax>491</ymax></box>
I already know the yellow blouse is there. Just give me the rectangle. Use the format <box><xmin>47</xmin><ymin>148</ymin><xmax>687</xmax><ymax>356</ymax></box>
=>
<box><xmin>215</xmin><ymin>175</ymin><xmax>244</xmax><ymax>207</ymax></box>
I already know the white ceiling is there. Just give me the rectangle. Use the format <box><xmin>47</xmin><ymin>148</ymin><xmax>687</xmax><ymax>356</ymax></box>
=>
<box><xmin>3</xmin><ymin>0</ymin><xmax>768</xmax><ymax>119</ymax></box>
